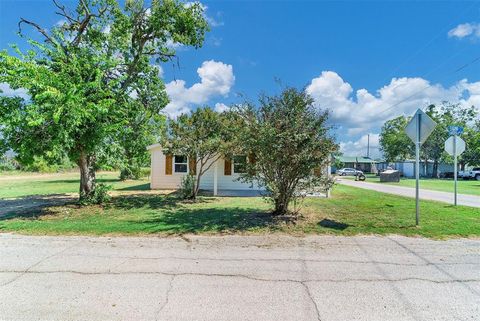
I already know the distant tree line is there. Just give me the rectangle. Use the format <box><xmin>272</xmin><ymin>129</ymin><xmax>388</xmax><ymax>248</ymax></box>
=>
<box><xmin>379</xmin><ymin>102</ymin><xmax>480</xmax><ymax>177</ymax></box>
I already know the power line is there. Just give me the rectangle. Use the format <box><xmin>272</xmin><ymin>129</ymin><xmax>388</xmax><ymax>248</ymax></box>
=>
<box><xmin>377</xmin><ymin>53</ymin><xmax>480</xmax><ymax>117</ymax></box>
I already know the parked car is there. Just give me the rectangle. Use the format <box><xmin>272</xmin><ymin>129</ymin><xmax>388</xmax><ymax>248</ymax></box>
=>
<box><xmin>459</xmin><ymin>168</ymin><xmax>480</xmax><ymax>180</ymax></box>
<box><xmin>337</xmin><ymin>168</ymin><xmax>364</xmax><ymax>176</ymax></box>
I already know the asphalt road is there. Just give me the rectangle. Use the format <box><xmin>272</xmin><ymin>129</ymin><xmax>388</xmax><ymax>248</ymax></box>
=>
<box><xmin>1</xmin><ymin>234</ymin><xmax>479</xmax><ymax>321</ymax></box>
<box><xmin>338</xmin><ymin>178</ymin><xmax>480</xmax><ymax>208</ymax></box>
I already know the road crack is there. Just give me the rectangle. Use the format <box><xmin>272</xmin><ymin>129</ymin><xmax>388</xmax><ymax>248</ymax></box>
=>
<box><xmin>301</xmin><ymin>281</ymin><xmax>321</xmax><ymax>321</ymax></box>
<box><xmin>155</xmin><ymin>274</ymin><xmax>176</xmax><ymax>320</ymax></box>
<box><xmin>0</xmin><ymin>240</ymin><xmax>81</xmax><ymax>287</ymax></box>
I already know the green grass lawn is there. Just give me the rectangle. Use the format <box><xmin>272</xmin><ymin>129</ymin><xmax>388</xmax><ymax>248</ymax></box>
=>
<box><xmin>0</xmin><ymin>171</ymin><xmax>149</xmax><ymax>198</ymax></box>
<box><xmin>340</xmin><ymin>174</ymin><xmax>480</xmax><ymax>196</ymax></box>
<box><xmin>0</xmin><ymin>172</ymin><xmax>478</xmax><ymax>238</ymax></box>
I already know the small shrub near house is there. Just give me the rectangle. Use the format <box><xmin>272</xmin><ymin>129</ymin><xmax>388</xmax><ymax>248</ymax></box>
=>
<box><xmin>179</xmin><ymin>174</ymin><xmax>196</xmax><ymax>199</ymax></box>
<box><xmin>232</xmin><ymin>87</ymin><xmax>337</xmax><ymax>216</ymax></box>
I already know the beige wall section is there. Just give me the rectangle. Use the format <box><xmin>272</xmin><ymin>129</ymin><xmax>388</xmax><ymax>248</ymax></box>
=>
<box><xmin>150</xmin><ymin>146</ymin><xmax>186</xmax><ymax>189</ymax></box>
<box><xmin>149</xmin><ymin>147</ymin><xmax>262</xmax><ymax>191</ymax></box>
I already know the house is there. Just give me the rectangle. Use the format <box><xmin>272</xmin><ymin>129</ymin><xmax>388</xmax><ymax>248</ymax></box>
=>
<box><xmin>333</xmin><ymin>156</ymin><xmax>378</xmax><ymax>173</ymax></box>
<box><xmin>147</xmin><ymin>144</ymin><xmax>262</xmax><ymax>196</ymax></box>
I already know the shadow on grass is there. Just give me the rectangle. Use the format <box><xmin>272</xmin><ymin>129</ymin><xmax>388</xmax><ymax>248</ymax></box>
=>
<box><xmin>110</xmin><ymin>193</ymin><xmax>275</xmax><ymax>233</ymax></box>
<box><xmin>0</xmin><ymin>194</ymin><xmax>77</xmax><ymax>221</ymax></box>
<box><xmin>116</xmin><ymin>183</ymin><xmax>151</xmax><ymax>191</ymax></box>
<box><xmin>108</xmin><ymin>193</ymin><xmax>197</xmax><ymax>210</ymax></box>
<box><xmin>135</xmin><ymin>207</ymin><xmax>275</xmax><ymax>233</ymax></box>
<box><xmin>42</xmin><ymin>178</ymin><xmax>120</xmax><ymax>184</ymax></box>
<box><xmin>318</xmin><ymin>218</ymin><xmax>350</xmax><ymax>230</ymax></box>
<box><xmin>1</xmin><ymin>192</ymin><xmax>277</xmax><ymax>233</ymax></box>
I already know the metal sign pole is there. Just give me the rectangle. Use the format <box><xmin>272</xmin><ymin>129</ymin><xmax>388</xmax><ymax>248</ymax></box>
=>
<box><xmin>415</xmin><ymin>114</ymin><xmax>421</xmax><ymax>226</ymax></box>
<box><xmin>454</xmin><ymin>134</ymin><xmax>457</xmax><ymax>206</ymax></box>
<box><xmin>405</xmin><ymin>108</ymin><xmax>436</xmax><ymax>226</ymax></box>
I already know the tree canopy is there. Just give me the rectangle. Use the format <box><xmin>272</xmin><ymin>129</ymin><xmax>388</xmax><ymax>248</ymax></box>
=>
<box><xmin>234</xmin><ymin>87</ymin><xmax>337</xmax><ymax>215</ymax></box>
<box><xmin>0</xmin><ymin>0</ymin><xmax>209</xmax><ymax>201</ymax></box>
<box><xmin>379</xmin><ymin>115</ymin><xmax>414</xmax><ymax>162</ymax></box>
<box><xmin>379</xmin><ymin>102</ymin><xmax>479</xmax><ymax>175</ymax></box>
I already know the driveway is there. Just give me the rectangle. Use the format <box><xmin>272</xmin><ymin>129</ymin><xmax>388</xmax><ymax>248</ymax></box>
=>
<box><xmin>338</xmin><ymin>178</ymin><xmax>480</xmax><ymax>208</ymax></box>
<box><xmin>0</xmin><ymin>234</ymin><xmax>478</xmax><ymax>321</ymax></box>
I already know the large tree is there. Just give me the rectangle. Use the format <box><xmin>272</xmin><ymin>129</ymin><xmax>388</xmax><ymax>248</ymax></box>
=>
<box><xmin>118</xmin><ymin>99</ymin><xmax>166</xmax><ymax>180</ymax></box>
<box><xmin>423</xmin><ymin>102</ymin><xmax>477</xmax><ymax>177</ymax></box>
<box><xmin>165</xmin><ymin>107</ymin><xmax>234</xmax><ymax>199</ymax></box>
<box><xmin>461</xmin><ymin>119</ymin><xmax>480</xmax><ymax>168</ymax></box>
<box><xmin>379</xmin><ymin>116</ymin><xmax>414</xmax><ymax>162</ymax></box>
<box><xmin>234</xmin><ymin>87</ymin><xmax>337</xmax><ymax>216</ymax></box>
<box><xmin>0</xmin><ymin>0</ymin><xmax>208</xmax><ymax>201</ymax></box>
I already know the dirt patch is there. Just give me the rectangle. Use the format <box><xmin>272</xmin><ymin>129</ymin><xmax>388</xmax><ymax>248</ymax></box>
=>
<box><xmin>0</xmin><ymin>194</ymin><xmax>78</xmax><ymax>218</ymax></box>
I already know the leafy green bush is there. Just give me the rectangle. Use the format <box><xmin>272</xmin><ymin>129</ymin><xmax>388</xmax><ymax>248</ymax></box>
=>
<box><xmin>0</xmin><ymin>157</ymin><xmax>17</xmax><ymax>171</ymax></box>
<box><xmin>80</xmin><ymin>183</ymin><xmax>112</xmax><ymax>205</ymax></box>
<box><xmin>120</xmin><ymin>166</ymin><xmax>150</xmax><ymax>180</ymax></box>
<box><xmin>22</xmin><ymin>156</ymin><xmax>75</xmax><ymax>173</ymax></box>
<box><xmin>179</xmin><ymin>175</ymin><xmax>195</xmax><ymax>199</ymax></box>
<box><xmin>140</xmin><ymin>167</ymin><xmax>151</xmax><ymax>178</ymax></box>
<box><xmin>119</xmin><ymin>166</ymin><xmax>140</xmax><ymax>181</ymax></box>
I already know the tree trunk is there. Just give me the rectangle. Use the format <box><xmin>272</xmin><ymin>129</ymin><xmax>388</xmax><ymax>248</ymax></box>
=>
<box><xmin>192</xmin><ymin>162</ymin><xmax>204</xmax><ymax>200</ymax></box>
<box><xmin>273</xmin><ymin>185</ymin><xmax>291</xmax><ymax>215</ymax></box>
<box><xmin>193</xmin><ymin>174</ymin><xmax>201</xmax><ymax>200</ymax></box>
<box><xmin>432</xmin><ymin>160</ymin><xmax>439</xmax><ymax>178</ymax></box>
<box><xmin>78</xmin><ymin>152</ymin><xmax>96</xmax><ymax>200</ymax></box>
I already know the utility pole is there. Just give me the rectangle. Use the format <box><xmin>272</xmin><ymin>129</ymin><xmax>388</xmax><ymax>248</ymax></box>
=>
<box><xmin>367</xmin><ymin>134</ymin><xmax>370</xmax><ymax>158</ymax></box>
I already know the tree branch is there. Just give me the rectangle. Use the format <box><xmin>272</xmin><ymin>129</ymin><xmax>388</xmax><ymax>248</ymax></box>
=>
<box><xmin>53</xmin><ymin>0</ymin><xmax>79</xmax><ymax>24</ymax></box>
<box><xmin>18</xmin><ymin>18</ymin><xmax>56</xmax><ymax>44</ymax></box>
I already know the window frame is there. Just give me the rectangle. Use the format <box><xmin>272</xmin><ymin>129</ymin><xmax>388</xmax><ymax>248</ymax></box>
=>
<box><xmin>232</xmin><ymin>155</ymin><xmax>247</xmax><ymax>174</ymax></box>
<box><xmin>173</xmin><ymin>155</ymin><xmax>188</xmax><ymax>174</ymax></box>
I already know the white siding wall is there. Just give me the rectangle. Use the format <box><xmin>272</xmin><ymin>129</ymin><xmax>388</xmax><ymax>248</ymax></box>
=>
<box><xmin>150</xmin><ymin>147</ymin><xmax>186</xmax><ymax>189</ymax></box>
<box><xmin>150</xmin><ymin>148</ymin><xmax>262</xmax><ymax>191</ymax></box>
<box><xmin>217</xmin><ymin>158</ymin><xmax>261</xmax><ymax>190</ymax></box>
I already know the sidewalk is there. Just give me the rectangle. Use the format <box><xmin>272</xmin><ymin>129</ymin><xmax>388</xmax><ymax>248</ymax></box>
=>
<box><xmin>337</xmin><ymin>178</ymin><xmax>480</xmax><ymax>208</ymax></box>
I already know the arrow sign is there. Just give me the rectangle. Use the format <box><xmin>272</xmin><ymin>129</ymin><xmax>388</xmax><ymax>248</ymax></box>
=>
<box><xmin>405</xmin><ymin>109</ymin><xmax>437</xmax><ymax>145</ymax></box>
<box><xmin>445</xmin><ymin>136</ymin><xmax>466</xmax><ymax>156</ymax></box>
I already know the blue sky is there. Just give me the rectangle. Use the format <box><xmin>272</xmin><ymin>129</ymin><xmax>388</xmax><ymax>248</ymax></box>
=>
<box><xmin>1</xmin><ymin>0</ymin><xmax>480</xmax><ymax>158</ymax></box>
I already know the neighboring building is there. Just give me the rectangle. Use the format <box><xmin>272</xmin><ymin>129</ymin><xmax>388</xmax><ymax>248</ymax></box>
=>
<box><xmin>147</xmin><ymin>144</ymin><xmax>262</xmax><ymax>195</ymax></box>
<box><xmin>333</xmin><ymin>156</ymin><xmax>378</xmax><ymax>173</ymax></box>
<box><xmin>388</xmin><ymin>160</ymin><xmax>455</xmax><ymax>178</ymax></box>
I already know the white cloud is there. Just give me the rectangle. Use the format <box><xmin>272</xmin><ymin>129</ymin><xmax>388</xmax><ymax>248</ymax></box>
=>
<box><xmin>206</xmin><ymin>14</ymin><xmax>224</xmax><ymax>27</ymax></box>
<box><xmin>214</xmin><ymin>102</ymin><xmax>230</xmax><ymax>113</ymax></box>
<box><xmin>211</xmin><ymin>36</ymin><xmax>222</xmax><ymax>47</ymax></box>
<box><xmin>306</xmin><ymin>71</ymin><xmax>479</xmax><ymax>136</ymax></box>
<box><xmin>340</xmin><ymin>134</ymin><xmax>381</xmax><ymax>159</ymax></box>
<box><xmin>164</xmin><ymin>60</ymin><xmax>235</xmax><ymax>118</ymax></box>
<box><xmin>448</xmin><ymin>22</ymin><xmax>480</xmax><ymax>39</ymax></box>
<box><xmin>55</xmin><ymin>19</ymin><xmax>67</xmax><ymax>27</ymax></box>
<box><xmin>0</xmin><ymin>83</ymin><xmax>30</xmax><ymax>100</ymax></box>
<box><xmin>156</xmin><ymin>65</ymin><xmax>164</xmax><ymax>78</ymax></box>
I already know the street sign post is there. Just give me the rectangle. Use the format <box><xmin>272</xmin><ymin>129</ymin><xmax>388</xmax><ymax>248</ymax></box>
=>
<box><xmin>405</xmin><ymin>109</ymin><xmax>437</xmax><ymax>226</ymax></box>
<box><xmin>445</xmin><ymin>133</ymin><xmax>465</xmax><ymax>206</ymax></box>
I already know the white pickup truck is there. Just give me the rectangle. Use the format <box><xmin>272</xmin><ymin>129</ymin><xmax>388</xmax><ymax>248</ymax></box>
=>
<box><xmin>459</xmin><ymin>167</ymin><xmax>480</xmax><ymax>180</ymax></box>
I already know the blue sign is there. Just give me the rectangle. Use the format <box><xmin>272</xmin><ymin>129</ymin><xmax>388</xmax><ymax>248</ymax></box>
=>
<box><xmin>448</xmin><ymin>126</ymin><xmax>464</xmax><ymax>136</ymax></box>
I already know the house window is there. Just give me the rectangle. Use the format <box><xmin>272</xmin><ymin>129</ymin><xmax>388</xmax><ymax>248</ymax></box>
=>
<box><xmin>233</xmin><ymin>155</ymin><xmax>246</xmax><ymax>174</ymax></box>
<box><xmin>174</xmin><ymin>155</ymin><xmax>188</xmax><ymax>173</ymax></box>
